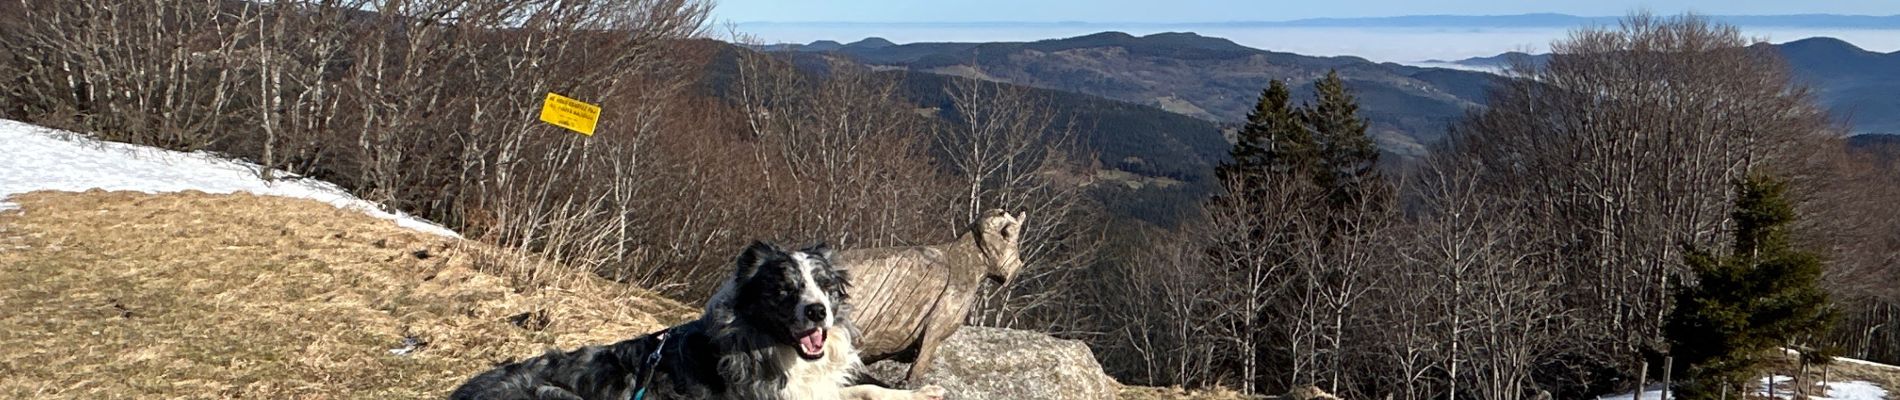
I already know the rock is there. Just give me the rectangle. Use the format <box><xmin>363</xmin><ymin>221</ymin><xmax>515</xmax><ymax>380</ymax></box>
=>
<box><xmin>867</xmin><ymin>326</ymin><xmax>1119</xmax><ymax>400</ymax></box>
<box><xmin>1282</xmin><ymin>385</ymin><xmax>1342</xmax><ymax>400</ymax></box>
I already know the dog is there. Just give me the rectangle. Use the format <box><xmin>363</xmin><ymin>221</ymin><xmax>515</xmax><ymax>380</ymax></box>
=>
<box><xmin>449</xmin><ymin>241</ymin><xmax>946</xmax><ymax>400</ymax></box>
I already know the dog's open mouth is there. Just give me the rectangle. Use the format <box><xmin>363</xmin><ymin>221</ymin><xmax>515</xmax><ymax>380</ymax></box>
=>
<box><xmin>796</xmin><ymin>328</ymin><xmax>826</xmax><ymax>360</ymax></box>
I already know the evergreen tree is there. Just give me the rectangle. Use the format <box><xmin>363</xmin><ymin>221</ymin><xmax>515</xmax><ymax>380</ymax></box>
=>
<box><xmin>1216</xmin><ymin>79</ymin><xmax>1315</xmax><ymax>198</ymax></box>
<box><xmin>1302</xmin><ymin>70</ymin><xmax>1383</xmax><ymax>211</ymax></box>
<box><xmin>1205</xmin><ymin>78</ymin><xmax>1320</xmax><ymax>394</ymax></box>
<box><xmin>1203</xmin><ymin>70</ymin><xmax>1390</xmax><ymax>395</ymax></box>
<box><xmin>1666</xmin><ymin>174</ymin><xmax>1836</xmax><ymax>399</ymax></box>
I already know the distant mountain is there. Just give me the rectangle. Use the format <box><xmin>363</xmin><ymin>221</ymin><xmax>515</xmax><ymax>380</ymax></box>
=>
<box><xmin>755</xmin><ymin>40</ymin><xmax>841</xmax><ymax>52</ymax></box>
<box><xmin>773</xmin><ymin>31</ymin><xmax>1503</xmax><ymax>157</ymax></box>
<box><xmin>1848</xmin><ymin>134</ymin><xmax>1900</xmax><ymax>170</ymax></box>
<box><xmin>743</xmin><ymin>14</ymin><xmax>1900</xmax><ymax>30</ymax></box>
<box><xmin>1427</xmin><ymin>51</ymin><xmax>1549</xmax><ymax>70</ymax></box>
<box><xmin>1850</xmin><ymin>134</ymin><xmax>1900</xmax><ymax>148</ymax></box>
<box><xmin>1445</xmin><ymin>37</ymin><xmax>1900</xmax><ymax>134</ymax></box>
<box><xmin>846</xmin><ymin>37</ymin><xmax>897</xmax><ymax>49</ymax></box>
<box><xmin>1221</xmin><ymin>13</ymin><xmax>1900</xmax><ymax>29</ymax></box>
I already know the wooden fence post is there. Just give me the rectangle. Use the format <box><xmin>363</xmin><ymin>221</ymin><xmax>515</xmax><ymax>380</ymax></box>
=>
<box><xmin>1636</xmin><ymin>361</ymin><xmax>1649</xmax><ymax>400</ymax></box>
<box><xmin>1661</xmin><ymin>357</ymin><xmax>1673</xmax><ymax>400</ymax></box>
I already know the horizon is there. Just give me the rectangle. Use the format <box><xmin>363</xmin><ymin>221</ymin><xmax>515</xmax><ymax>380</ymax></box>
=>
<box><xmin>729</xmin><ymin>12</ymin><xmax>1900</xmax><ymax>25</ymax></box>
<box><xmin>721</xmin><ymin>12</ymin><xmax>1900</xmax><ymax>63</ymax></box>
<box><xmin>712</xmin><ymin>0</ymin><xmax>1900</xmax><ymax>24</ymax></box>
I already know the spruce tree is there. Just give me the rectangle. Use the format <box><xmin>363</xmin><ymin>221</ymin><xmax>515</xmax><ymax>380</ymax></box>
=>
<box><xmin>1665</xmin><ymin>175</ymin><xmax>1836</xmax><ymax>399</ymax></box>
<box><xmin>1302</xmin><ymin>70</ymin><xmax>1382</xmax><ymax>211</ymax></box>
<box><xmin>1216</xmin><ymin>79</ymin><xmax>1315</xmax><ymax>198</ymax></box>
<box><xmin>1206</xmin><ymin>78</ymin><xmax>1317</xmax><ymax>394</ymax></box>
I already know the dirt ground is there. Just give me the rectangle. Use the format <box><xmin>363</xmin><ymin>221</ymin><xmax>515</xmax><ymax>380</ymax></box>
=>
<box><xmin>0</xmin><ymin>191</ymin><xmax>696</xmax><ymax>399</ymax></box>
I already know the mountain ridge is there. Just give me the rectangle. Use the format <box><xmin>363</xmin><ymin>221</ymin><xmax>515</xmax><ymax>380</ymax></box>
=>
<box><xmin>768</xmin><ymin>30</ymin><xmax>1501</xmax><ymax>156</ymax></box>
<box><xmin>742</xmin><ymin>13</ymin><xmax>1900</xmax><ymax>29</ymax></box>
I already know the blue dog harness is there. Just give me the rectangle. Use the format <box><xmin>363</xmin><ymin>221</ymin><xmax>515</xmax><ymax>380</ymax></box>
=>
<box><xmin>632</xmin><ymin>330</ymin><xmax>669</xmax><ymax>400</ymax></box>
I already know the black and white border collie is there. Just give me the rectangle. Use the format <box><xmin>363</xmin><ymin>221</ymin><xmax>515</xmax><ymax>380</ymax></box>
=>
<box><xmin>449</xmin><ymin>241</ymin><xmax>945</xmax><ymax>400</ymax></box>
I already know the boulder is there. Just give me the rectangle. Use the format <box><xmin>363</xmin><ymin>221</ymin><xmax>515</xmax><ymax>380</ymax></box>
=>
<box><xmin>866</xmin><ymin>327</ymin><xmax>1119</xmax><ymax>400</ymax></box>
<box><xmin>1281</xmin><ymin>385</ymin><xmax>1342</xmax><ymax>400</ymax></box>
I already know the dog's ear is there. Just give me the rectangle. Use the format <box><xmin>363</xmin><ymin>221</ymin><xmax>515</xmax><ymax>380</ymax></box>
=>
<box><xmin>734</xmin><ymin>240</ymin><xmax>778</xmax><ymax>282</ymax></box>
<box><xmin>801</xmin><ymin>242</ymin><xmax>836</xmax><ymax>263</ymax></box>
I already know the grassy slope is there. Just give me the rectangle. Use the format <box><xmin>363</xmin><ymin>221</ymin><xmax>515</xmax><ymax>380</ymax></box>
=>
<box><xmin>0</xmin><ymin>191</ymin><xmax>695</xmax><ymax>399</ymax></box>
<box><xmin>0</xmin><ymin>190</ymin><xmax>1223</xmax><ymax>400</ymax></box>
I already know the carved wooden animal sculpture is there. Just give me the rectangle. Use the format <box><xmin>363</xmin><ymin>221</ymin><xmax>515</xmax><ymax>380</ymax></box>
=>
<box><xmin>838</xmin><ymin>209</ymin><xmax>1027</xmax><ymax>384</ymax></box>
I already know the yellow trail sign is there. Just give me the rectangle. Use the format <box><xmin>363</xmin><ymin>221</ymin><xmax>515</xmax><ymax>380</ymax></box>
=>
<box><xmin>539</xmin><ymin>92</ymin><xmax>601</xmax><ymax>136</ymax></box>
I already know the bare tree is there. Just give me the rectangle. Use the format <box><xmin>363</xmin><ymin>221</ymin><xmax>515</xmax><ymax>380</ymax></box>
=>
<box><xmin>1448</xmin><ymin>12</ymin><xmax>1836</xmax><ymax>393</ymax></box>
<box><xmin>933</xmin><ymin>77</ymin><xmax>1101</xmax><ymax>331</ymax></box>
<box><xmin>1201</xmin><ymin>174</ymin><xmax>1306</xmax><ymax>394</ymax></box>
<box><xmin>1086</xmin><ymin>219</ymin><xmax>1233</xmax><ymax>389</ymax></box>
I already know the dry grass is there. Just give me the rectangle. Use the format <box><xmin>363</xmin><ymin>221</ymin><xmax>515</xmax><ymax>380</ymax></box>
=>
<box><xmin>1118</xmin><ymin>386</ymin><xmax>1263</xmax><ymax>400</ymax></box>
<box><xmin>0</xmin><ymin>191</ymin><xmax>696</xmax><ymax>399</ymax></box>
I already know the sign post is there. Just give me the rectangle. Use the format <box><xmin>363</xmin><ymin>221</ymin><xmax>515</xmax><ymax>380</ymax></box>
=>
<box><xmin>539</xmin><ymin>92</ymin><xmax>601</xmax><ymax>136</ymax></box>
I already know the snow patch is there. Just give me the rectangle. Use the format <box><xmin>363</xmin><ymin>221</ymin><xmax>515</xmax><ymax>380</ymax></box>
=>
<box><xmin>0</xmin><ymin>119</ymin><xmax>458</xmax><ymax>237</ymax></box>
<box><xmin>1758</xmin><ymin>375</ymin><xmax>1888</xmax><ymax>400</ymax></box>
<box><xmin>1595</xmin><ymin>384</ymin><xmax>1665</xmax><ymax>400</ymax></box>
<box><xmin>1818</xmin><ymin>381</ymin><xmax>1891</xmax><ymax>400</ymax></box>
<box><xmin>1598</xmin><ymin>378</ymin><xmax>1889</xmax><ymax>400</ymax></box>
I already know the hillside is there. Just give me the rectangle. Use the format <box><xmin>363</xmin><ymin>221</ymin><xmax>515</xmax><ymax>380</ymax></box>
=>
<box><xmin>702</xmin><ymin>41</ymin><xmax>1230</xmax><ymax>224</ymax></box>
<box><xmin>775</xmin><ymin>31</ymin><xmax>1503</xmax><ymax>156</ymax></box>
<box><xmin>886</xmin><ymin>71</ymin><xmax>1228</xmax><ymax>186</ymax></box>
<box><xmin>1849</xmin><ymin>133</ymin><xmax>1900</xmax><ymax>168</ymax></box>
<box><xmin>0</xmin><ymin>120</ymin><xmax>1223</xmax><ymax>399</ymax></box>
<box><xmin>0</xmin><ymin>191</ymin><xmax>697</xmax><ymax>398</ymax></box>
<box><xmin>0</xmin><ymin>120</ymin><xmax>698</xmax><ymax>397</ymax></box>
<box><xmin>1778</xmin><ymin>37</ymin><xmax>1900</xmax><ymax>135</ymax></box>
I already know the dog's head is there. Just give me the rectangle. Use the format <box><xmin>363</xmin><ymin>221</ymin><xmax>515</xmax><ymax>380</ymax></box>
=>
<box><xmin>724</xmin><ymin>241</ymin><xmax>850</xmax><ymax>361</ymax></box>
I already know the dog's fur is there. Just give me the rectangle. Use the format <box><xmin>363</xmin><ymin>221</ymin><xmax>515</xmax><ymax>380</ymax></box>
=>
<box><xmin>450</xmin><ymin>241</ymin><xmax>944</xmax><ymax>400</ymax></box>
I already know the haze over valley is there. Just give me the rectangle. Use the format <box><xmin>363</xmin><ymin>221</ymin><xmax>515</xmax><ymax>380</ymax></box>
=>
<box><xmin>733</xmin><ymin>14</ymin><xmax>1900</xmax><ymax>63</ymax></box>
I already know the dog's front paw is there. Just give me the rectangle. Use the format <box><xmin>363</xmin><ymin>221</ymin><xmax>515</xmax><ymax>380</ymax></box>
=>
<box><xmin>912</xmin><ymin>385</ymin><xmax>946</xmax><ymax>400</ymax></box>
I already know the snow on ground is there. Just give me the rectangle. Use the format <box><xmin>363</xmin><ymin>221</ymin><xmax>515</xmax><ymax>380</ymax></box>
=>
<box><xmin>1597</xmin><ymin>378</ymin><xmax>1889</xmax><ymax>400</ymax></box>
<box><xmin>1594</xmin><ymin>384</ymin><xmax>1665</xmax><ymax>400</ymax></box>
<box><xmin>1816</xmin><ymin>380</ymin><xmax>1892</xmax><ymax>400</ymax></box>
<box><xmin>1758</xmin><ymin>375</ymin><xmax>1889</xmax><ymax>400</ymax></box>
<box><xmin>0</xmin><ymin>119</ymin><xmax>459</xmax><ymax>237</ymax></box>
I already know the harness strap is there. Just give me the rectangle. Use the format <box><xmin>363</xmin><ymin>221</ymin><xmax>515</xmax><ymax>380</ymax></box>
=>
<box><xmin>632</xmin><ymin>330</ymin><xmax>669</xmax><ymax>400</ymax></box>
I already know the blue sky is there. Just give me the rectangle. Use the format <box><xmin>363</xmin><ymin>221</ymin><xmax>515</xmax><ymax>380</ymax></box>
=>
<box><xmin>713</xmin><ymin>0</ymin><xmax>1898</xmax><ymax>23</ymax></box>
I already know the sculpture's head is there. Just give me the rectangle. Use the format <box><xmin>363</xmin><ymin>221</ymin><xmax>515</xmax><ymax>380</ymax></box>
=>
<box><xmin>968</xmin><ymin>209</ymin><xmax>1027</xmax><ymax>284</ymax></box>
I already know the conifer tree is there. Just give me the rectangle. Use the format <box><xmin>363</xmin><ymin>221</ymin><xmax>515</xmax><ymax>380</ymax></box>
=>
<box><xmin>1216</xmin><ymin>79</ymin><xmax>1315</xmax><ymax>198</ymax></box>
<box><xmin>1302</xmin><ymin>70</ymin><xmax>1383</xmax><ymax>211</ymax></box>
<box><xmin>1206</xmin><ymin>78</ymin><xmax>1320</xmax><ymax>394</ymax></box>
<box><xmin>1666</xmin><ymin>174</ymin><xmax>1836</xmax><ymax>399</ymax></box>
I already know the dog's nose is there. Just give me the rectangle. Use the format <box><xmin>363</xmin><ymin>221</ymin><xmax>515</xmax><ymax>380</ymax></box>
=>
<box><xmin>801</xmin><ymin>304</ymin><xmax>827</xmax><ymax>323</ymax></box>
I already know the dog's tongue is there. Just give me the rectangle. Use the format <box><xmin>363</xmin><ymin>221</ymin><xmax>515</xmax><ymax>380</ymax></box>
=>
<box><xmin>798</xmin><ymin>328</ymin><xmax>826</xmax><ymax>356</ymax></box>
